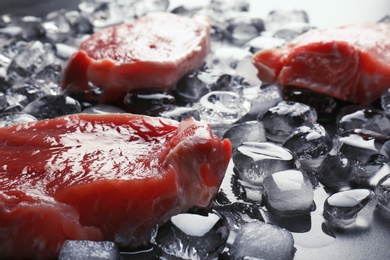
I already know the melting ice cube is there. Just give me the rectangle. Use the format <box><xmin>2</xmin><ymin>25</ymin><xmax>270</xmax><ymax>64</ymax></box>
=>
<box><xmin>233</xmin><ymin>141</ymin><xmax>296</xmax><ymax>185</ymax></box>
<box><xmin>231</xmin><ymin>221</ymin><xmax>295</xmax><ymax>260</ymax></box>
<box><xmin>259</xmin><ymin>101</ymin><xmax>317</xmax><ymax>143</ymax></box>
<box><xmin>263</xmin><ymin>169</ymin><xmax>315</xmax><ymax>216</ymax></box>
<box><xmin>323</xmin><ymin>189</ymin><xmax>374</xmax><ymax>227</ymax></box>
<box><xmin>197</xmin><ymin>91</ymin><xmax>251</xmax><ymax>125</ymax></box>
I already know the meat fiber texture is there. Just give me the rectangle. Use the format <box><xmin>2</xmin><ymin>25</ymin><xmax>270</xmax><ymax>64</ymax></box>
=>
<box><xmin>0</xmin><ymin>114</ymin><xmax>231</xmax><ymax>259</ymax></box>
<box><xmin>252</xmin><ymin>23</ymin><xmax>390</xmax><ymax>105</ymax></box>
<box><xmin>61</xmin><ymin>12</ymin><xmax>211</xmax><ymax>103</ymax></box>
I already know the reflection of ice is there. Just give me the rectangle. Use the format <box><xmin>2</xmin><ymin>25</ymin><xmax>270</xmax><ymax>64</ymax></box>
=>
<box><xmin>293</xmin><ymin>213</ymin><xmax>335</xmax><ymax>248</ymax></box>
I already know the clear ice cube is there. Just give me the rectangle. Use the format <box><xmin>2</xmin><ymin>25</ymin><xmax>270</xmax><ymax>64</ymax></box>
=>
<box><xmin>273</xmin><ymin>21</ymin><xmax>313</xmax><ymax>41</ymax></box>
<box><xmin>206</xmin><ymin>46</ymin><xmax>252</xmax><ymax>76</ymax></box>
<box><xmin>7</xmin><ymin>41</ymin><xmax>56</xmax><ymax>83</ymax></box>
<box><xmin>317</xmin><ymin>154</ymin><xmax>354</xmax><ymax>190</ymax></box>
<box><xmin>160</xmin><ymin>106</ymin><xmax>201</xmax><ymax>122</ymax></box>
<box><xmin>225</xmin><ymin>14</ymin><xmax>265</xmax><ymax>46</ymax></box>
<box><xmin>245</xmin><ymin>35</ymin><xmax>286</xmax><ymax>53</ymax></box>
<box><xmin>83</xmin><ymin>104</ymin><xmax>126</xmax><ymax>114</ymax></box>
<box><xmin>22</xmin><ymin>95</ymin><xmax>81</xmax><ymax>120</ymax></box>
<box><xmin>375</xmin><ymin>174</ymin><xmax>390</xmax><ymax>218</ymax></box>
<box><xmin>263</xmin><ymin>169</ymin><xmax>315</xmax><ymax>216</ymax></box>
<box><xmin>231</xmin><ymin>221</ymin><xmax>295</xmax><ymax>260</ymax></box>
<box><xmin>323</xmin><ymin>189</ymin><xmax>374</xmax><ymax>227</ymax></box>
<box><xmin>233</xmin><ymin>142</ymin><xmax>296</xmax><ymax>185</ymax></box>
<box><xmin>196</xmin><ymin>91</ymin><xmax>251</xmax><ymax>124</ymax></box>
<box><xmin>174</xmin><ymin>68</ymin><xmax>229</xmax><ymax>105</ymax></box>
<box><xmin>0</xmin><ymin>112</ymin><xmax>37</xmax><ymax>128</ymax></box>
<box><xmin>265</xmin><ymin>9</ymin><xmax>309</xmax><ymax>32</ymax></box>
<box><xmin>223</xmin><ymin>121</ymin><xmax>266</xmax><ymax>150</ymax></box>
<box><xmin>153</xmin><ymin>207</ymin><xmax>229</xmax><ymax>260</ymax></box>
<box><xmin>282</xmin><ymin>123</ymin><xmax>333</xmax><ymax>168</ymax></box>
<box><xmin>258</xmin><ymin>101</ymin><xmax>317</xmax><ymax>143</ymax></box>
<box><xmin>336</xmin><ymin>106</ymin><xmax>390</xmax><ymax>135</ymax></box>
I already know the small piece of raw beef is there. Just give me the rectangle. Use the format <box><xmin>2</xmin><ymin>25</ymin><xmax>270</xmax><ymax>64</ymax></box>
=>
<box><xmin>0</xmin><ymin>114</ymin><xmax>231</xmax><ymax>259</ymax></box>
<box><xmin>61</xmin><ymin>12</ymin><xmax>210</xmax><ymax>103</ymax></box>
<box><xmin>252</xmin><ymin>23</ymin><xmax>390</xmax><ymax>105</ymax></box>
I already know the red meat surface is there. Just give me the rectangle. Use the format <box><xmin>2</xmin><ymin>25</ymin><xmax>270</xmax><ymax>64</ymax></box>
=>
<box><xmin>0</xmin><ymin>114</ymin><xmax>231</xmax><ymax>259</ymax></box>
<box><xmin>252</xmin><ymin>23</ymin><xmax>390</xmax><ymax>105</ymax></box>
<box><xmin>61</xmin><ymin>12</ymin><xmax>210</xmax><ymax>103</ymax></box>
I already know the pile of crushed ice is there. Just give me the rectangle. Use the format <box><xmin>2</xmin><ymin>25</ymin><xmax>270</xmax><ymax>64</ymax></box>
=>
<box><xmin>0</xmin><ymin>0</ymin><xmax>390</xmax><ymax>259</ymax></box>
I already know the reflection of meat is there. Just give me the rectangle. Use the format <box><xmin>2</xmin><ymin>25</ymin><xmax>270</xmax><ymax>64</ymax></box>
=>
<box><xmin>0</xmin><ymin>114</ymin><xmax>231</xmax><ymax>259</ymax></box>
<box><xmin>61</xmin><ymin>12</ymin><xmax>210</xmax><ymax>103</ymax></box>
<box><xmin>252</xmin><ymin>23</ymin><xmax>390</xmax><ymax>105</ymax></box>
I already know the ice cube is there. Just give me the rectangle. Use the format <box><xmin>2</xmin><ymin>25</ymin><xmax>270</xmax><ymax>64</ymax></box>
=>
<box><xmin>223</xmin><ymin>121</ymin><xmax>266</xmax><ymax>150</ymax></box>
<box><xmin>235</xmin><ymin>55</ymin><xmax>262</xmax><ymax>86</ymax></box>
<box><xmin>281</xmin><ymin>86</ymin><xmax>338</xmax><ymax>121</ymax></box>
<box><xmin>153</xmin><ymin>207</ymin><xmax>229</xmax><ymax>259</ymax></box>
<box><xmin>0</xmin><ymin>91</ymin><xmax>5</xmax><ymax>110</ymax></box>
<box><xmin>79</xmin><ymin>0</ymin><xmax>126</xmax><ymax>28</ymax></box>
<box><xmin>282</xmin><ymin>123</ymin><xmax>333</xmax><ymax>168</ymax></box>
<box><xmin>242</xmin><ymin>84</ymin><xmax>283</xmax><ymax>119</ymax></box>
<box><xmin>273</xmin><ymin>21</ymin><xmax>313</xmax><ymax>41</ymax></box>
<box><xmin>375</xmin><ymin>174</ymin><xmax>390</xmax><ymax>218</ymax></box>
<box><xmin>123</xmin><ymin>91</ymin><xmax>176</xmax><ymax>116</ymax></box>
<box><xmin>233</xmin><ymin>142</ymin><xmax>296</xmax><ymax>185</ymax></box>
<box><xmin>338</xmin><ymin>129</ymin><xmax>386</xmax><ymax>162</ymax></box>
<box><xmin>160</xmin><ymin>106</ymin><xmax>201</xmax><ymax>121</ymax></box>
<box><xmin>245</xmin><ymin>35</ymin><xmax>286</xmax><ymax>53</ymax></box>
<box><xmin>43</xmin><ymin>10</ymin><xmax>92</xmax><ymax>43</ymax></box>
<box><xmin>83</xmin><ymin>104</ymin><xmax>126</xmax><ymax>114</ymax></box>
<box><xmin>265</xmin><ymin>9</ymin><xmax>309</xmax><ymax>32</ymax></box>
<box><xmin>225</xmin><ymin>14</ymin><xmax>265</xmax><ymax>46</ymax></box>
<box><xmin>206</xmin><ymin>46</ymin><xmax>252</xmax><ymax>76</ymax></box>
<box><xmin>22</xmin><ymin>95</ymin><xmax>81</xmax><ymax>120</ymax></box>
<box><xmin>263</xmin><ymin>169</ymin><xmax>315</xmax><ymax>216</ymax></box>
<box><xmin>231</xmin><ymin>221</ymin><xmax>295</xmax><ymax>260</ymax></box>
<box><xmin>174</xmin><ymin>68</ymin><xmax>229</xmax><ymax>105</ymax></box>
<box><xmin>317</xmin><ymin>154</ymin><xmax>354</xmax><ymax>190</ymax></box>
<box><xmin>378</xmin><ymin>15</ymin><xmax>390</xmax><ymax>24</ymax></box>
<box><xmin>7</xmin><ymin>41</ymin><xmax>56</xmax><ymax>83</ymax></box>
<box><xmin>323</xmin><ymin>189</ymin><xmax>374</xmax><ymax>227</ymax></box>
<box><xmin>337</xmin><ymin>106</ymin><xmax>390</xmax><ymax>135</ymax></box>
<box><xmin>130</xmin><ymin>0</ymin><xmax>169</xmax><ymax>18</ymax></box>
<box><xmin>58</xmin><ymin>240</ymin><xmax>121</xmax><ymax>260</ymax></box>
<box><xmin>258</xmin><ymin>101</ymin><xmax>317</xmax><ymax>143</ymax></box>
<box><xmin>0</xmin><ymin>112</ymin><xmax>37</xmax><ymax>127</ymax></box>
<box><xmin>170</xmin><ymin>0</ymin><xmax>210</xmax><ymax>16</ymax></box>
<box><xmin>196</xmin><ymin>91</ymin><xmax>251</xmax><ymax>125</ymax></box>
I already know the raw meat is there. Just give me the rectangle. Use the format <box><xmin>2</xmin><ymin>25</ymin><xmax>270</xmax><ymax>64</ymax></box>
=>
<box><xmin>0</xmin><ymin>114</ymin><xmax>231</xmax><ymax>259</ymax></box>
<box><xmin>61</xmin><ymin>12</ymin><xmax>210</xmax><ymax>103</ymax></box>
<box><xmin>252</xmin><ymin>23</ymin><xmax>390</xmax><ymax>105</ymax></box>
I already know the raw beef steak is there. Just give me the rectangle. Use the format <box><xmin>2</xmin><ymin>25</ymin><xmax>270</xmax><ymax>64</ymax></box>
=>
<box><xmin>0</xmin><ymin>114</ymin><xmax>231</xmax><ymax>259</ymax></box>
<box><xmin>61</xmin><ymin>12</ymin><xmax>210</xmax><ymax>103</ymax></box>
<box><xmin>252</xmin><ymin>23</ymin><xmax>390</xmax><ymax>105</ymax></box>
